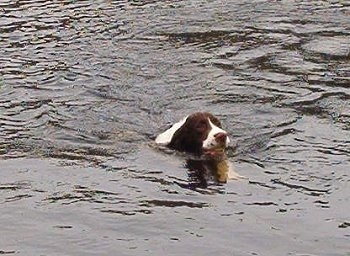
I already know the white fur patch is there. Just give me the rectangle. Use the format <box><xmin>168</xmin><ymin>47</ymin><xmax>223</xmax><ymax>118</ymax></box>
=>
<box><xmin>202</xmin><ymin>118</ymin><xmax>230</xmax><ymax>149</ymax></box>
<box><xmin>155</xmin><ymin>116</ymin><xmax>188</xmax><ymax>145</ymax></box>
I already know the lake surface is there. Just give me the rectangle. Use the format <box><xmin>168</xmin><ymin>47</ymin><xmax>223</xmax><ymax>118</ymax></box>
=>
<box><xmin>0</xmin><ymin>1</ymin><xmax>349</xmax><ymax>255</ymax></box>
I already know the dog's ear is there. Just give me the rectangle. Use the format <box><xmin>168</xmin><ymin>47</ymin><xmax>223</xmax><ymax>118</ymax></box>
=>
<box><xmin>155</xmin><ymin>116</ymin><xmax>188</xmax><ymax>145</ymax></box>
<box><xmin>168</xmin><ymin>122</ymin><xmax>189</xmax><ymax>150</ymax></box>
<box><xmin>169</xmin><ymin>121</ymin><xmax>203</xmax><ymax>155</ymax></box>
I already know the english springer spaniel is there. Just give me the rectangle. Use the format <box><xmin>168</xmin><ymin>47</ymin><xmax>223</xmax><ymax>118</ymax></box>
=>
<box><xmin>155</xmin><ymin>112</ymin><xmax>241</xmax><ymax>184</ymax></box>
<box><xmin>155</xmin><ymin>112</ymin><xmax>229</xmax><ymax>157</ymax></box>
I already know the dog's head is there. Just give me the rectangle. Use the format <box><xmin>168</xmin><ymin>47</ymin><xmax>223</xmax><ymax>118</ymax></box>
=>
<box><xmin>156</xmin><ymin>112</ymin><xmax>230</xmax><ymax>157</ymax></box>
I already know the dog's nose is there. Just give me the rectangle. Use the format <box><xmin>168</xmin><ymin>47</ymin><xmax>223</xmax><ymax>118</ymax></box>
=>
<box><xmin>214</xmin><ymin>132</ymin><xmax>227</xmax><ymax>144</ymax></box>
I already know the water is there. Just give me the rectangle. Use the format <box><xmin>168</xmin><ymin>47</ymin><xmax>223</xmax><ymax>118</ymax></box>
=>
<box><xmin>0</xmin><ymin>1</ymin><xmax>349</xmax><ymax>255</ymax></box>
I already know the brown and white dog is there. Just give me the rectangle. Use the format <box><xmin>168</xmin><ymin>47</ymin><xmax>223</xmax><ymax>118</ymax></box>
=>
<box><xmin>155</xmin><ymin>112</ymin><xmax>241</xmax><ymax>184</ymax></box>
<box><xmin>155</xmin><ymin>112</ymin><xmax>229</xmax><ymax>157</ymax></box>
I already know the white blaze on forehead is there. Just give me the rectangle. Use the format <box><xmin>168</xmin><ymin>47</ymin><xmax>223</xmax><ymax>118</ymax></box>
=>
<box><xmin>203</xmin><ymin>118</ymin><xmax>230</xmax><ymax>149</ymax></box>
<box><xmin>155</xmin><ymin>116</ymin><xmax>188</xmax><ymax>145</ymax></box>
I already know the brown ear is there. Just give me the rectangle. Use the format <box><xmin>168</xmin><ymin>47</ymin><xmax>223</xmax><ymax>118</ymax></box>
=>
<box><xmin>168</xmin><ymin>122</ymin><xmax>188</xmax><ymax>151</ymax></box>
<box><xmin>168</xmin><ymin>121</ymin><xmax>203</xmax><ymax>155</ymax></box>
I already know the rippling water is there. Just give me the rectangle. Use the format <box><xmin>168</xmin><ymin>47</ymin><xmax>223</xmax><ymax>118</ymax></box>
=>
<box><xmin>1</xmin><ymin>1</ymin><xmax>349</xmax><ymax>255</ymax></box>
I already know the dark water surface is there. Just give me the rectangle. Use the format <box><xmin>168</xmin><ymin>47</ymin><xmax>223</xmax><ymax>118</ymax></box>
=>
<box><xmin>1</xmin><ymin>1</ymin><xmax>349</xmax><ymax>255</ymax></box>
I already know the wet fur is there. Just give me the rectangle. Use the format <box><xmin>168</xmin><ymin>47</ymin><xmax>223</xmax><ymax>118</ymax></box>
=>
<box><xmin>168</xmin><ymin>112</ymin><xmax>223</xmax><ymax>155</ymax></box>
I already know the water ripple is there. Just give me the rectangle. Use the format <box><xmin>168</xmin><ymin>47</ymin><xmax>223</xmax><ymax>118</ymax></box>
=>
<box><xmin>0</xmin><ymin>1</ymin><xmax>349</xmax><ymax>255</ymax></box>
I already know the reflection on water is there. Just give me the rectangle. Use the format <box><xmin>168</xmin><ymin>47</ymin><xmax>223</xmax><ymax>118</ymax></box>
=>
<box><xmin>0</xmin><ymin>1</ymin><xmax>349</xmax><ymax>256</ymax></box>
